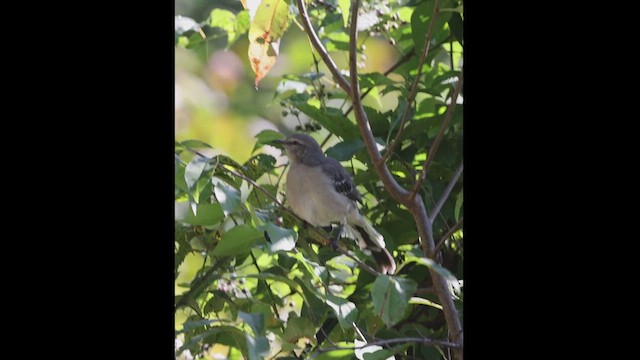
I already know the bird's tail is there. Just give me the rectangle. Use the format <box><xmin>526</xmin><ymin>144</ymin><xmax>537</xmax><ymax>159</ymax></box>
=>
<box><xmin>345</xmin><ymin>218</ymin><xmax>396</xmax><ymax>275</ymax></box>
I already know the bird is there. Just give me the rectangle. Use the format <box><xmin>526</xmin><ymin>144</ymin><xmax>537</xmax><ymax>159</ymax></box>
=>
<box><xmin>273</xmin><ymin>133</ymin><xmax>396</xmax><ymax>275</ymax></box>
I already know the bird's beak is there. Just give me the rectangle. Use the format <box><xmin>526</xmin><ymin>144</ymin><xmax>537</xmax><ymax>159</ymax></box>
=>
<box><xmin>272</xmin><ymin>139</ymin><xmax>285</xmax><ymax>145</ymax></box>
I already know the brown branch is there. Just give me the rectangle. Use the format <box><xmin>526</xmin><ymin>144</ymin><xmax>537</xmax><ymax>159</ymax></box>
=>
<box><xmin>429</xmin><ymin>162</ymin><xmax>463</xmax><ymax>224</ymax></box>
<box><xmin>348</xmin><ymin>0</ymin><xmax>409</xmax><ymax>203</ymax></box>
<box><xmin>343</xmin><ymin>47</ymin><xmax>417</xmax><ymax>117</ymax></box>
<box><xmin>432</xmin><ymin>217</ymin><xmax>463</xmax><ymax>257</ymax></box>
<box><xmin>381</xmin><ymin>0</ymin><xmax>440</xmax><ymax>163</ymax></box>
<box><xmin>410</xmin><ymin>72</ymin><xmax>463</xmax><ymax>201</ymax></box>
<box><xmin>410</xmin><ymin>198</ymin><xmax>463</xmax><ymax>352</ymax></box>
<box><xmin>296</xmin><ymin>0</ymin><xmax>351</xmax><ymax>93</ymax></box>
<box><xmin>317</xmin><ymin>337</ymin><xmax>461</xmax><ymax>353</ymax></box>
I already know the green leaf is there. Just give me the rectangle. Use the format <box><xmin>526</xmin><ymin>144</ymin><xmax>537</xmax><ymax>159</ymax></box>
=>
<box><xmin>180</xmin><ymin>319</ymin><xmax>222</xmax><ymax>333</ymax></box>
<box><xmin>248</xmin><ymin>0</ymin><xmax>290</xmax><ymax>43</ymax></box>
<box><xmin>338</xmin><ymin>0</ymin><xmax>350</xmax><ymax>27</ymax></box>
<box><xmin>237</xmin><ymin>10</ymin><xmax>250</xmax><ymax>35</ymax></box>
<box><xmin>314</xmin><ymin>342</ymin><xmax>354</xmax><ymax>360</ymax></box>
<box><xmin>326</xmin><ymin>139</ymin><xmax>365</xmax><ymax>161</ymax></box>
<box><xmin>358</xmin><ymin>72</ymin><xmax>397</xmax><ymax>88</ymax></box>
<box><xmin>448</xmin><ymin>12</ymin><xmax>463</xmax><ymax>44</ymax></box>
<box><xmin>290</xmin><ymin>100</ymin><xmax>360</xmax><ymax>140</ymax></box>
<box><xmin>179</xmin><ymin>325</ymin><xmax>246</xmax><ymax>356</ymax></box>
<box><xmin>175</xmin><ymin>265</ymin><xmax>222</xmax><ymax>309</ymax></box>
<box><xmin>245</xmin><ymin>332</ymin><xmax>269</xmax><ymax>360</ymax></box>
<box><xmin>282</xmin><ymin>314</ymin><xmax>315</xmax><ymax>343</ymax></box>
<box><xmin>325</xmin><ymin>293</ymin><xmax>358</xmax><ymax>329</ymax></box>
<box><xmin>239</xmin><ymin>311</ymin><xmax>265</xmax><ymax>336</ymax></box>
<box><xmin>185</xmin><ymin>158</ymin><xmax>208</xmax><ymax>190</ymax></box>
<box><xmin>212</xmin><ymin>177</ymin><xmax>242</xmax><ymax>216</ymax></box>
<box><xmin>402</xmin><ymin>256</ymin><xmax>461</xmax><ymax>295</ymax></box>
<box><xmin>411</xmin><ymin>0</ymin><xmax>453</xmax><ymax>55</ymax></box>
<box><xmin>409</xmin><ymin>296</ymin><xmax>443</xmax><ymax>310</ymax></box>
<box><xmin>211</xmin><ymin>225</ymin><xmax>264</xmax><ymax>256</ymax></box>
<box><xmin>252</xmin><ymin>129</ymin><xmax>284</xmax><ymax>153</ymax></box>
<box><xmin>243</xmin><ymin>273</ymin><xmax>303</xmax><ymax>294</ymax></box>
<box><xmin>209</xmin><ymin>9</ymin><xmax>240</xmax><ymax>44</ymax></box>
<box><xmin>262</xmin><ymin>222</ymin><xmax>297</xmax><ymax>252</ymax></box>
<box><xmin>371</xmin><ymin>275</ymin><xmax>417</xmax><ymax>327</ymax></box>
<box><xmin>179</xmin><ymin>203</ymin><xmax>224</xmax><ymax>226</ymax></box>
<box><xmin>237</xmin><ymin>309</ymin><xmax>273</xmax><ymax>359</ymax></box>
<box><xmin>454</xmin><ymin>190</ymin><xmax>463</xmax><ymax>221</ymax></box>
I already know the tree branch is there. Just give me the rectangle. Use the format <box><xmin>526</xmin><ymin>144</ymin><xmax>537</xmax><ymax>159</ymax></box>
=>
<box><xmin>429</xmin><ymin>162</ymin><xmax>463</xmax><ymax>224</ymax></box>
<box><xmin>348</xmin><ymin>0</ymin><xmax>409</xmax><ymax>203</ymax></box>
<box><xmin>343</xmin><ymin>47</ymin><xmax>417</xmax><ymax>117</ymax></box>
<box><xmin>432</xmin><ymin>217</ymin><xmax>463</xmax><ymax>257</ymax></box>
<box><xmin>410</xmin><ymin>198</ymin><xmax>463</xmax><ymax>352</ymax></box>
<box><xmin>381</xmin><ymin>0</ymin><xmax>440</xmax><ymax>163</ymax></box>
<box><xmin>410</xmin><ymin>71</ymin><xmax>463</xmax><ymax>201</ymax></box>
<box><xmin>296</xmin><ymin>0</ymin><xmax>351</xmax><ymax>93</ymax></box>
<box><xmin>317</xmin><ymin>337</ymin><xmax>461</xmax><ymax>353</ymax></box>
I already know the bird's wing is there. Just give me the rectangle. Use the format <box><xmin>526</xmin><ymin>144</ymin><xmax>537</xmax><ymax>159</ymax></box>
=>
<box><xmin>322</xmin><ymin>158</ymin><xmax>363</xmax><ymax>204</ymax></box>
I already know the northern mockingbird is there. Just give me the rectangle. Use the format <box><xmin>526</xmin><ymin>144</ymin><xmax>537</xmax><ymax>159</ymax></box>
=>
<box><xmin>274</xmin><ymin>133</ymin><xmax>396</xmax><ymax>274</ymax></box>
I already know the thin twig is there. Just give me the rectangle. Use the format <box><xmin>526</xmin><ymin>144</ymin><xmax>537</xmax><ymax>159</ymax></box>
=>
<box><xmin>317</xmin><ymin>337</ymin><xmax>461</xmax><ymax>353</ymax></box>
<box><xmin>249</xmin><ymin>249</ymin><xmax>285</xmax><ymax>333</ymax></box>
<box><xmin>429</xmin><ymin>163</ymin><xmax>463</xmax><ymax>224</ymax></box>
<box><xmin>381</xmin><ymin>0</ymin><xmax>440</xmax><ymax>163</ymax></box>
<box><xmin>432</xmin><ymin>217</ymin><xmax>463</xmax><ymax>257</ymax></box>
<box><xmin>296</xmin><ymin>0</ymin><xmax>351</xmax><ymax>93</ymax></box>
<box><xmin>409</xmin><ymin>72</ymin><xmax>463</xmax><ymax>201</ymax></box>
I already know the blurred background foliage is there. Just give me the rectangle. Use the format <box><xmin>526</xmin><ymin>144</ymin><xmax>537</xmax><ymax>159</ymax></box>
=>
<box><xmin>176</xmin><ymin>0</ymin><xmax>402</xmax><ymax>164</ymax></box>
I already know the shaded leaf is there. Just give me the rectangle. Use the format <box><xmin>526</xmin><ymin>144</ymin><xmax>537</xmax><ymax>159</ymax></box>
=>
<box><xmin>401</xmin><ymin>256</ymin><xmax>461</xmax><ymax>295</ymax></box>
<box><xmin>211</xmin><ymin>225</ymin><xmax>264</xmax><ymax>256</ymax></box>
<box><xmin>454</xmin><ymin>190</ymin><xmax>463</xmax><ymax>221</ymax></box>
<box><xmin>326</xmin><ymin>139</ymin><xmax>365</xmax><ymax>161</ymax></box>
<box><xmin>448</xmin><ymin>12</ymin><xmax>463</xmax><ymax>44</ymax></box>
<box><xmin>290</xmin><ymin>99</ymin><xmax>360</xmax><ymax>140</ymax></box>
<box><xmin>179</xmin><ymin>203</ymin><xmax>224</xmax><ymax>226</ymax></box>
<box><xmin>180</xmin><ymin>319</ymin><xmax>222</xmax><ymax>333</ymax></box>
<box><xmin>262</xmin><ymin>222</ymin><xmax>297</xmax><ymax>252</ymax></box>
<box><xmin>239</xmin><ymin>311</ymin><xmax>265</xmax><ymax>336</ymax></box>
<box><xmin>282</xmin><ymin>314</ymin><xmax>315</xmax><ymax>343</ymax></box>
<box><xmin>245</xmin><ymin>332</ymin><xmax>270</xmax><ymax>360</ymax></box>
<box><xmin>175</xmin><ymin>265</ymin><xmax>222</xmax><ymax>309</ymax></box>
<box><xmin>325</xmin><ymin>293</ymin><xmax>358</xmax><ymax>329</ymax></box>
<box><xmin>411</xmin><ymin>0</ymin><xmax>452</xmax><ymax>55</ymax></box>
<box><xmin>371</xmin><ymin>276</ymin><xmax>417</xmax><ymax>327</ymax></box>
<box><xmin>243</xmin><ymin>273</ymin><xmax>303</xmax><ymax>294</ymax></box>
<box><xmin>358</xmin><ymin>72</ymin><xmax>397</xmax><ymax>88</ymax></box>
<box><xmin>253</xmin><ymin>129</ymin><xmax>284</xmax><ymax>153</ymax></box>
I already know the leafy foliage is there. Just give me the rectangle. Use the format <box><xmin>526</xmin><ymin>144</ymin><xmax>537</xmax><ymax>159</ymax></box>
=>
<box><xmin>175</xmin><ymin>0</ymin><xmax>463</xmax><ymax>358</ymax></box>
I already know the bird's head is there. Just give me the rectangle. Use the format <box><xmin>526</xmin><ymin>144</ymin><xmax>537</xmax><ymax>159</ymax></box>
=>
<box><xmin>273</xmin><ymin>133</ymin><xmax>323</xmax><ymax>164</ymax></box>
